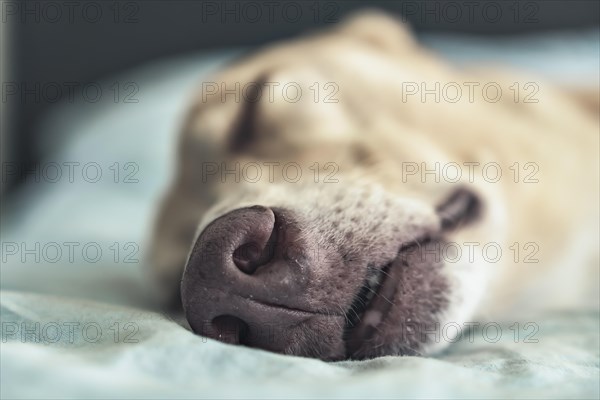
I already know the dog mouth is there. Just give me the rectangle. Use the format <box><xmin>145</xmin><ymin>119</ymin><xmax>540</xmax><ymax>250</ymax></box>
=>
<box><xmin>343</xmin><ymin>239</ymin><xmax>430</xmax><ymax>358</ymax></box>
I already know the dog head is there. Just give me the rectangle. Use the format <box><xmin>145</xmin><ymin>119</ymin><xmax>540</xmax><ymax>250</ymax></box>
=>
<box><xmin>158</xmin><ymin>13</ymin><xmax>491</xmax><ymax>360</ymax></box>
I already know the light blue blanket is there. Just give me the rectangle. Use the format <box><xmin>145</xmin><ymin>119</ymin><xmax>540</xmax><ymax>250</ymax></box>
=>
<box><xmin>2</xmin><ymin>291</ymin><xmax>598</xmax><ymax>399</ymax></box>
<box><xmin>2</xmin><ymin>32</ymin><xmax>599</xmax><ymax>399</ymax></box>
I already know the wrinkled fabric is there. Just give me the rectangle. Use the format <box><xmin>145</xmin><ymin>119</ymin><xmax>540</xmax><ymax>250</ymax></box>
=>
<box><xmin>1</xmin><ymin>291</ymin><xmax>598</xmax><ymax>399</ymax></box>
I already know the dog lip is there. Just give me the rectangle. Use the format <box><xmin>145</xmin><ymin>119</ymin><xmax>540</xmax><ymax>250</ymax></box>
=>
<box><xmin>343</xmin><ymin>237</ymin><xmax>433</xmax><ymax>358</ymax></box>
<box><xmin>344</xmin><ymin>262</ymin><xmax>398</xmax><ymax>357</ymax></box>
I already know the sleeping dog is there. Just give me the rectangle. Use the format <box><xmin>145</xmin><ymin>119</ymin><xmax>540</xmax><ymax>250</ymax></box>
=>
<box><xmin>150</xmin><ymin>12</ymin><xmax>599</xmax><ymax>360</ymax></box>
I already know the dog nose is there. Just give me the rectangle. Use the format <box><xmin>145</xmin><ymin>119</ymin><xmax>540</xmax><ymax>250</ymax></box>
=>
<box><xmin>181</xmin><ymin>206</ymin><xmax>316</xmax><ymax>352</ymax></box>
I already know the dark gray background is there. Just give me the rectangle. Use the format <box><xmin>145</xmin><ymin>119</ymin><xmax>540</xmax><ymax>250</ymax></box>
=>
<box><xmin>2</xmin><ymin>0</ymin><xmax>599</xmax><ymax>193</ymax></box>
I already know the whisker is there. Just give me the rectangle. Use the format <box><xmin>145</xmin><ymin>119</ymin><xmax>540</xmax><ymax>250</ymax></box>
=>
<box><xmin>366</xmin><ymin>286</ymin><xmax>395</xmax><ymax>306</ymax></box>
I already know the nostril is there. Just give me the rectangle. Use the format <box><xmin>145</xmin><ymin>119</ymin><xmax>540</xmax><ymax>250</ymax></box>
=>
<box><xmin>232</xmin><ymin>223</ymin><xmax>278</xmax><ymax>274</ymax></box>
<box><xmin>211</xmin><ymin>315</ymin><xmax>249</xmax><ymax>345</ymax></box>
<box><xmin>233</xmin><ymin>242</ymin><xmax>263</xmax><ymax>273</ymax></box>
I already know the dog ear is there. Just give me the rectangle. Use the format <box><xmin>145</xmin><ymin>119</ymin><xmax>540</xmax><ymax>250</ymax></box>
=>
<box><xmin>227</xmin><ymin>74</ymin><xmax>271</xmax><ymax>153</ymax></box>
<box><xmin>435</xmin><ymin>187</ymin><xmax>482</xmax><ymax>231</ymax></box>
<box><xmin>337</xmin><ymin>10</ymin><xmax>416</xmax><ymax>51</ymax></box>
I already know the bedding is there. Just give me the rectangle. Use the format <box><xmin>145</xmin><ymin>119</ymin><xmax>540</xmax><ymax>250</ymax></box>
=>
<box><xmin>2</xmin><ymin>291</ymin><xmax>598</xmax><ymax>399</ymax></box>
<box><xmin>1</xmin><ymin>31</ymin><xmax>599</xmax><ymax>399</ymax></box>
